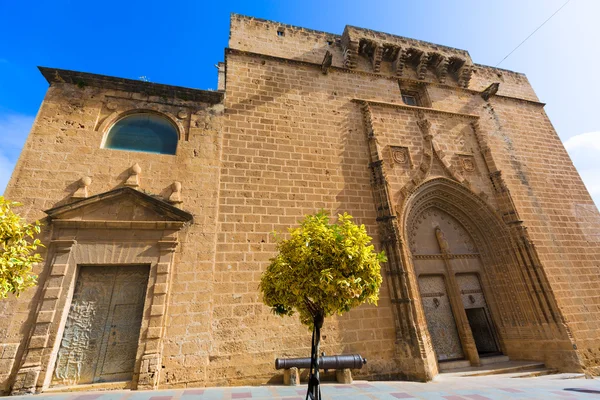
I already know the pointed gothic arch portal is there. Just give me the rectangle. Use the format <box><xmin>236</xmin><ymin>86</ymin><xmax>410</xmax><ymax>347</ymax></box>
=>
<box><xmin>402</xmin><ymin>178</ymin><xmax>516</xmax><ymax>366</ymax></box>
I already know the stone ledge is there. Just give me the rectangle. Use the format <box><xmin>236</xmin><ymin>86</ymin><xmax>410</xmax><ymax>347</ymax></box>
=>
<box><xmin>39</xmin><ymin>67</ymin><xmax>224</xmax><ymax>104</ymax></box>
<box><xmin>353</xmin><ymin>98</ymin><xmax>480</xmax><ymax>119</ymax></box>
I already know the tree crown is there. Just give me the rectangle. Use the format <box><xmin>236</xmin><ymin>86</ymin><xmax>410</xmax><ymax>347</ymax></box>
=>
<box><xmin>0</xmin><ymin>197</ymin><xmax>42</xmax><ymax>298</ymax></box>
<box><xmin>259</xmin><ymin>211</ymin><xmax>385</xmax><ymax>327</ymax></box>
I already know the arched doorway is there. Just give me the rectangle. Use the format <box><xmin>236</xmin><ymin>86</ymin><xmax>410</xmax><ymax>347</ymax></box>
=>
<box><xmin>409</xmin><ymin>208</ymin><xmax>500</xmax><ymax>362</ymax></box>
<box><xmin>402</xmin><ymin>178</ymin><xmax>510</xmax><ymax>367</ymax></box>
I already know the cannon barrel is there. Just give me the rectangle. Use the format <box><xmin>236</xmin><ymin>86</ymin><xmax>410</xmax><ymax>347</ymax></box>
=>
<box><xmin>275</xmin><ymin>354</ymin><xmax>367</xmax><ymax>370</ymax></box>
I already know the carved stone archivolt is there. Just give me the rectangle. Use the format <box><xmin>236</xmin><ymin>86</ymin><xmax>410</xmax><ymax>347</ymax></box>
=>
<box><xmin>359</xmin><ymin>98</ymin><xmax>584</xmax><ymax>375</ymax></box>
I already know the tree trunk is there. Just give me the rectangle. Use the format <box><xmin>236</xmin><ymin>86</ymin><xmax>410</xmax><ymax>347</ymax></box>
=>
<box><xmin>306</xmin><ymin>312</ymin><xmax>324</xmax><ymax>400</ymax></box>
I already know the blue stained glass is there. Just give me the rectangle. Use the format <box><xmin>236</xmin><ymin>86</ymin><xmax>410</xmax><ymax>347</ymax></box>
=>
<box><xmin>104</xmin><ymin>113</ymin><xmax>178</xmax><ymax>155</ymax></box>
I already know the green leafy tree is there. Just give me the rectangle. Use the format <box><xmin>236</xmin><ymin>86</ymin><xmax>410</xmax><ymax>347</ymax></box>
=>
<box><xmin>260</xmin><ymin>211</ymin><xmax>385</xmax><ymax>400</ymax></box>
<box><xmin>0</xmin><ymin>197</ymin><xmax>43</xmax><ymax>298</ymax></box>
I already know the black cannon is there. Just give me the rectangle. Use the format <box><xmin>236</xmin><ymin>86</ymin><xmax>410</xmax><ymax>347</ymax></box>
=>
<box><xmin>275</xmin><ymin>354</ymin><xmax>367</xmax><ymax>370</ymax></box>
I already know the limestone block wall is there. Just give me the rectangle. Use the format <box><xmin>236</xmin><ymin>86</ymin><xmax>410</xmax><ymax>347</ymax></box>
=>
<box><xmin>1</xmin><ymin>78</ymin><xmax>224</xmax><ymax>391</ymax></box>
<box><xmin>475</xmin><ymin>95</ymin><xmax>600</xmax><ymax>372</ymax></box>
<box><xmin>229</xmin><ymin>14</ymin><xmax>343</xmax><ymax>66</ymax></box>
<box><xmin>215</xmin><ymin>50</ymin><xmax>407</xmax><ymax>383</ymax></box>
<box><xmin>221</xmin><ymin>13</ymin><xmax>600</xmax><ymax>376</ymax></box>
<box><xmin>470</xmin><ymin>65</ymin><xmax>539</xmax><ymax>103</ymax></box>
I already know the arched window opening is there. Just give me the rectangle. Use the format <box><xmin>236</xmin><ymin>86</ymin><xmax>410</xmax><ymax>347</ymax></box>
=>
<box><xmin>104</xmin><ymin>113</ymin><xmax>178</xmax><ymax>155</ymax></box>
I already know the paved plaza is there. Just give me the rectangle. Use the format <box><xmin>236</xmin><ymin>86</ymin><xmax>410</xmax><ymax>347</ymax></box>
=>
<box><xmin>10</xmin><ymin>373</ymin><xmax>600</xmax><ymax>400</ymax></box>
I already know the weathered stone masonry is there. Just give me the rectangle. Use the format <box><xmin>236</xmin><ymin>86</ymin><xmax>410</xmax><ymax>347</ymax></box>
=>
<box><xmin>1</xmin><ymin>13</ymin><xmax>600</xmax><ymax>393</ymax></box>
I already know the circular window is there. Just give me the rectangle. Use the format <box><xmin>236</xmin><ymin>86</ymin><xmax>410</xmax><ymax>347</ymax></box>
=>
<box><xmin>104</xmin><ymin>113</ymin><xmax>178</xmax><ymax>155</ymax></box>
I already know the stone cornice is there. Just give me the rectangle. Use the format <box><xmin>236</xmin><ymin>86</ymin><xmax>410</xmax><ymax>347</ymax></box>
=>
<box><xmin>45</xmin><ymin>186</ymin><xmax>194</xmax><ymax>223</ymax></box>
<box><xmin>353</xmin><ymin>99</ymin><xmax>479</xmax><ymax>119</ymax></box>
<box><xmin>225</xmin><ymin>48</ymin><xmax>545</xmax><ymax>106</ymax></box>
<box><xmin>39</xmin><ymin>67</ymin><xmax>224</xmax><ymax>104</ymax></box>
<box><xmin>52</xmin><ymin>220</ymin><xmax>186</xmax><ymax>230</ymax></box>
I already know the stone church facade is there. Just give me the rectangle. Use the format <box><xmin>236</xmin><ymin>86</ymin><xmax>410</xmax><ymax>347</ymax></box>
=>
<box><xmin>2</xmin><ymin>14</ymin><xmax>600</xmax><ymax>394</ymax></box>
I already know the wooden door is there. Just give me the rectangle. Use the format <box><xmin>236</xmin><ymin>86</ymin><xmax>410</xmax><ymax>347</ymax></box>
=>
<box><xmin>418</xmin><ymin>275</ymin><xmax>464</xmax><ymax>361</ymax></box>
<box><xmin>52</xmin><ymin>265</ymin><xmax>148</xmax><ymax>386</ymax></box>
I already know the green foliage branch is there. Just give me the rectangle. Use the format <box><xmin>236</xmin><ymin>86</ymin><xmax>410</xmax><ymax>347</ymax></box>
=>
<box><xmin>0</xmin><ymin>197</ymin><xmax>43</xmax><ymax>298</ymax></box>
<box><xmin>260</xmin><ymin>211</ymin><xmax>385</xmax><ymax>328</ymax></box>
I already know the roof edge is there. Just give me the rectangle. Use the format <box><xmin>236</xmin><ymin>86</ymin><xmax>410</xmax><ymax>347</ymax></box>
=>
<box><xmin>230</xmin><ymin>13</ymin><xmax>340</xmax><ymax>38</ymax></box>
<box><xmin>38</xmin><ymin>67</ymin><xmax>224</xmax><ymax>104</ymax></box>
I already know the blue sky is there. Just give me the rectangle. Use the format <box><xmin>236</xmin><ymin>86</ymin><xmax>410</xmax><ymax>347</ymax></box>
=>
<box><xmin>1</xmin><ymin>0</ymin><xmax>599</xmax><ymax>205</ymax></box>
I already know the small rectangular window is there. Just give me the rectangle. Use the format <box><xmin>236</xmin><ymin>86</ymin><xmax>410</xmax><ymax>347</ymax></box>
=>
<box><xmin>277</xmin><ymin>29</ymin><xmax>285</xmax><ymax>37</ymax></box>
<box><xmin>402</xmin><ymin>94</ymin><xmax>418</xmax><ymax>106</ymax></box>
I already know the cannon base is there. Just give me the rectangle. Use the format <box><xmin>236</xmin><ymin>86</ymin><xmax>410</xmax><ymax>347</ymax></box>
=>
<box><xmin>282</xmin><ymin>368</ymin><xmax>353</xmax><ymax>385</ymax></box>
<box><xmin>283</xmin><ymin>367</ymin><xmax>300</xmax><ymax>386</ymax></box>
<box><xmin>335</xmin><ymin>368</ymin><xmax>352</xmax><ymax>384</ymax></box>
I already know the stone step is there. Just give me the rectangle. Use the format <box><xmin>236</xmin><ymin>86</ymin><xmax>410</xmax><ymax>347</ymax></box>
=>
<box><xmin>463</xmin><ymin>362</ymin><xmax>546</xmax><ymax>377</ymax></box>
<box><xmin>479</xmin><ymin>355</ymin><xmax>510</xmax><ymax>366</ymax></box>
<box><xmin>44</xmin><ymin>381</ymin><xmax>131</xmax><ymax>393</ymax></box>
<box><xmin>438</xmin><ymin>359</ymin><xmax>471</xmax><ymax>372</ymax></box>
<box><xmin>511</xmin><ymin>368</ymin><xmax>560</xmax><ymax>378</ymax></box>
<box><xmin>439</xmin><ymin>355</ymin><xmax>509</xmax><ymax>372</ymax></box>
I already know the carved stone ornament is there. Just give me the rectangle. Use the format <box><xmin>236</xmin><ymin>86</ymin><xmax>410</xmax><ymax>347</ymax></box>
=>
<box><xmin>168</xmin><ymin>181</ymin><xmax>183</xmax><ymax>204</ymax></box>
<box><xmin>321</xmin><ymin>50</ymin><xmax>333</xmax><ymax>75</ymax></box>
<box><xmin>481</xmin><ymin>82</ymin><xmax>500</xmax><ymax>101</ymax></box>
<box><xmin>460</xmin><ymin>156</ymin><xmax>476</xmax><ymax>172</ymax></box>
<box><xmin>390</xmin><ymin>146</ymin><xmax>411</xmax><ymax>167</ymax></box>
<box><xmin>124</xmin><ymin>163</ymin><xmax>142</xmax><ymax>189</ymax></box>
<box><xmin>72</xmin><ymin>176</ymin><xmax>92</xmax><ymax>200</ymax></box>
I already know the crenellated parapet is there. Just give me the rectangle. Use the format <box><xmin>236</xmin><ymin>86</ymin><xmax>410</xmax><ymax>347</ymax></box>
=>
<box><xmin>342</xmin><ymin>25</ymin><xmax>474</xmax><ymax>87</ymax></box>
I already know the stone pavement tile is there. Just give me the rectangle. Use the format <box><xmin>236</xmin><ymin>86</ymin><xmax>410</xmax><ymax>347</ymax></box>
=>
<box><xmin>130</xmin><ymin>392</ymin><xmax>177</xmax><ymax>400</ymax></box>
<box><xmin>149</xmin><ymin>396</ymin><xmax>174</xmax><ymax>400</ymax></box>
<box><xmin>355</xmin><ymin>383</ymin><xmax>375</xmax><ymax>389</ymax></box>
<box><xmin>499</xmin><ymin>388</ymin><xmax>523</xmax><ymax>393</ymax></box>
<box><xmin>190</xmin><ymin>388</ymin><xmax>224</xmax><ymax>400</ymax></box>
<box><xmin>390</xmin><ymin>393</ymin><xmax>416</xmax><ymax>398</ymax></box>
<box><xmin>230</xmin><ymin>393</ymin><xmax>252</xmax><ymax>399</ymax></box>
<box><xmin>411</xmin><ymin>392</ymin><xmax>457</xmax><ymax>400</ymax></box>
<box><xmin>549</xmin><ymin>390</ymin><xmax>580</xmax><ymax>399</ymax></box>
<box><xmin>72</xmin><ymin>395</ymin><xmax>104</xmax><ymax>400</ymax></box>
<box><xmin>182</xmin><ymin>389</ymin><xmax>205</xmax><ymax>395</ymax></box>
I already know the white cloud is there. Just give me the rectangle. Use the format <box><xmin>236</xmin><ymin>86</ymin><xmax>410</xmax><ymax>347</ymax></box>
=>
<box><xmin>0</xmin><ymin>111</ymin><xmax>34</xmax><ymax>195</ymax></box>
<box><xmin>564</xmin><ymin>131</ymin><xmax>600</xmax><ymax>208</ymax></box>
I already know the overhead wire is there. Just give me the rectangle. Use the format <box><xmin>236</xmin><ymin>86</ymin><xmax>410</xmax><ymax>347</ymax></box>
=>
<box><xmin>495</xmin><ymin>0</ymin><xmax>572</xmax><ymax>67</ymax></box>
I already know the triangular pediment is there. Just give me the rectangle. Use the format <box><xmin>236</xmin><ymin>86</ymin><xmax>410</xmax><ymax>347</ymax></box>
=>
<box><xmin>428</xmin><ymin>140</ymin><xmax>465</xmax><ymax>184</ymax></box>
<box><xmin>428</xmin><ymin>151</ymin><xmax>454</xmax><ymax>180</ymax></box>
<box><xmin>45</xmin><ymin>187</ymin><xmax>193</xmax><ymax>223</ymax></box>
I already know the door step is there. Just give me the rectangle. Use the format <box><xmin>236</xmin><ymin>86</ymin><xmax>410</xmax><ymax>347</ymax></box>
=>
<box><xmin>439</xmin><ymin>355</ymin><xmax>509</xmax><ymax>372</ymax></box>
<box><xmin>463</xmin><ymin>362</ymin><xmax>546</xmax><ymax>377</ymax></box>
<box><xmin>512</xmin><ymin>368</ymin><xmax>560</xmax><ymax>378</ymax></box>
<box><xmin>479</xmin><ymin>355</ymin><xmax>509</xmax><ymax>365</ymax></box>
<box><xmin>439</xmin><ymin>359</ymin><xmax>471</xmax><ymax>372</ymax></box>
<box><xmin>44</xmin><ymin>381</ymin><xmax>131</xmax><ymax>393</ymax></box>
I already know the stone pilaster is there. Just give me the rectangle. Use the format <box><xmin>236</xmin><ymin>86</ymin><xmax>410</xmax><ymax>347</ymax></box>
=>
<box><xmin>11</xmin><ymin>240</ymin><xmax>76</xmax><ymax>395</ymax></box>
